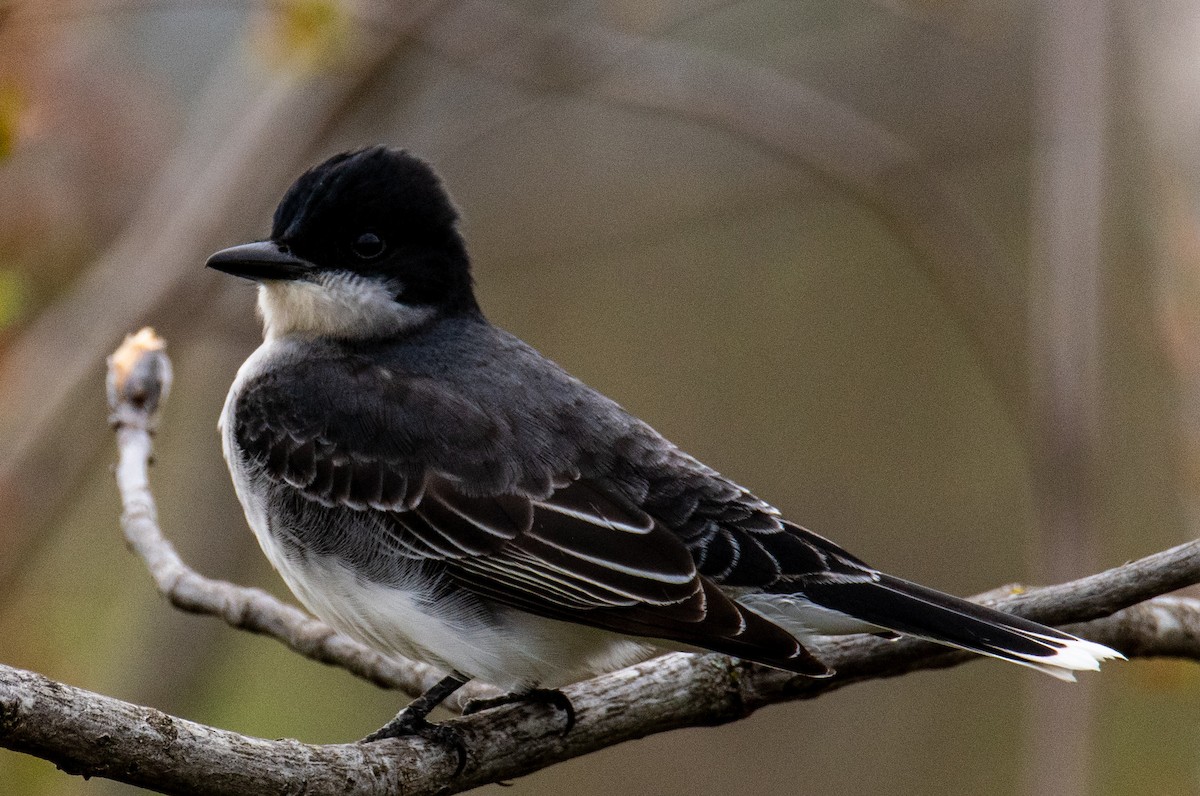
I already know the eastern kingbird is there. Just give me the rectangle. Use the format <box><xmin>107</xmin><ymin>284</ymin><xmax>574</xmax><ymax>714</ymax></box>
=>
<box><xmin>209</xmin><ymin>146</ymin><xmax>1120</xmax><ymax>755</ymax></box>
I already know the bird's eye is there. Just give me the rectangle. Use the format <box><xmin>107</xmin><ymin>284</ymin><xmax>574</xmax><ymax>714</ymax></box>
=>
<box><xmin>350</xmin><ymin>232</ymin><xmax>386</xmax><ymax>260</ymax></box>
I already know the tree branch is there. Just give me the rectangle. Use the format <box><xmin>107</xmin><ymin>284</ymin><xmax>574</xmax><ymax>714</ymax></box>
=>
<box><xmin>0</xmin><ymin>330</ymin><xmax>1195</xmax><ymax>796</ymax></box>
<box><xmin>3</xmin><ymin>592</ymin><xmax>1199</xmax><ymax>796</ymax></box>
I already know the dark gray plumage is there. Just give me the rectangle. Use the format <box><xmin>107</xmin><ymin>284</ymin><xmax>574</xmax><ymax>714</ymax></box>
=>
<box><xmin>209</xmin><ymin>146</ymin><xmax>1120</xmax><ymax>747</ymax></box>
<box><xmin>229</xmin><ymin>318</ymin><xmax>843</xmax><ymax>675</ymax></box>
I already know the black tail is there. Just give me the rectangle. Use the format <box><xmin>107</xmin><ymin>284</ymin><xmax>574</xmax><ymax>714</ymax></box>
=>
<box><xmin>801</xmin><ymin>573</ymin><xmax>1121</xmax><ymax>680</ymax></box>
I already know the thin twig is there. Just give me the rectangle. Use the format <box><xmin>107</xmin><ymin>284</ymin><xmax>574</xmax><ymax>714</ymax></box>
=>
<box><xmin>105</xmin><ymin>329</ymin><xmax>496</xmax><ymax>709</ymax></box>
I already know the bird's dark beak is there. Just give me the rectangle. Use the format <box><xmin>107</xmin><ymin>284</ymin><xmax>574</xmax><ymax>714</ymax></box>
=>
<box><xmin>205</xmin><ymin>241</ymin><xmax>314</xmax><ymax>281</ymax></box>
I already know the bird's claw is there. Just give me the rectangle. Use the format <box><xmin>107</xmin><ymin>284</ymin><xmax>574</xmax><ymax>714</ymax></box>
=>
<box><xmin>361</xmin><ymin>710</ymin><xmax>468</xmax><ymax>776</ymax></box>
<box><xmin>463</xmin><ymin>687</ymin><xmax>576</xmax><ymax>736</ymax></box>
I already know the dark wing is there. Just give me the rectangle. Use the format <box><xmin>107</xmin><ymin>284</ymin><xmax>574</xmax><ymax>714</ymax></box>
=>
<box><xmin>602</xmin><ymin>441</ymin><xmax>884</xmax><ymax>595</ymax></box>
<box><xmin>233</xmin><ymin>356</ymin><xmax>830</xmax><ymax>675</ymax></box>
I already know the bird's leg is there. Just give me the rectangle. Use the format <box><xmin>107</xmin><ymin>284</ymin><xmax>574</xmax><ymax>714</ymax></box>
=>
<box><xmin>362</xmin><ymin>674</ymin><xmax>471</xmax><ymax>773</ymax></box>
<box><xmin>462</xmin><ymin>687</ymin><xmax>576</xmax><ymax>735</ymax></box>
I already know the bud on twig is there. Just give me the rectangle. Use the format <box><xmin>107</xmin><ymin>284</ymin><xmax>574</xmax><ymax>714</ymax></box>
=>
<box><xmin>106</xmin><ymin>327</ymin><xmax>173</xmax><ymax>429</ymax></box>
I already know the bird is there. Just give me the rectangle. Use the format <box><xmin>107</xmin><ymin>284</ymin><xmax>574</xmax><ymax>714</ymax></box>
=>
<box><xmin>208</xmin><ymin>145</ymin><xmax>1121</xmax><ymax>761</ymax></box>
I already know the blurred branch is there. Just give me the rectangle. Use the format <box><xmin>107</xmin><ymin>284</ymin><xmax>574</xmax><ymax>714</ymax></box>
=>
<box><xmin>3</xmin><ymin>329</ymin><xmax>1176</xmax><ymax>794</ymax></box>
<box><xmin>418</xmin><ymin>0</ymin><xmax>1025</xmax><ymax>406</ymax></box>
<box><xmin>0</xmin><ymin>0</ymin><xmax>450</xmax><ymax>592</ymax></box>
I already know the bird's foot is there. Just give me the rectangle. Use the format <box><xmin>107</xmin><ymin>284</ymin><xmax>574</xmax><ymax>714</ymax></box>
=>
<box><xmin>361</xmin><ymin>710</ymin><xmax>467</xmax><ymax>775</ymax></box>
<box><xmin>463</xmin><ymin>687</ymin><xmax>576</xmax><ymax>735</ymax></box>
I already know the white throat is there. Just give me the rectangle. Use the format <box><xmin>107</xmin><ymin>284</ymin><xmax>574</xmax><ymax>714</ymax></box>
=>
<box><xmin>257</xmin><ymin>272</ymin><xmax>434</xmax><ymax>341</ymax></box>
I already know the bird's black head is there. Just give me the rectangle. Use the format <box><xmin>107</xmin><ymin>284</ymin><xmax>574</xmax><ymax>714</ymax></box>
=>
<box><xmin>207</xmin><ymin>147</ymin><xmax>480</xmax><ymax>326</ymax></box>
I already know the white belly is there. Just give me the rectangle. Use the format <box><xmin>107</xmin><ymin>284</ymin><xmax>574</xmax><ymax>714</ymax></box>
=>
<box><xmin>269</xmin><ymin>545</ymin><xmax>658</xmax><ymax>690</ymax></box>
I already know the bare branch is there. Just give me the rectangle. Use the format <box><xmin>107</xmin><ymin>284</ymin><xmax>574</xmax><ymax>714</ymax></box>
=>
<box><xmin>22</xmin><ymin>329</ymin><xmax>1200</xmax><ymax>795</ymax></box>
<box><xmin>0</xmin><ymin>662</ymin><xmax>449</xmax><ymax>796</ymax></box>
<box><xmin>2</xmin><ymin>590</ymin><xmax>1199</xmax><ymax>796</ymax></box>
<box><xmin>64</xmin><ymin>330</ymin><xmax>1200</xmax><ymax>793</ymax></box>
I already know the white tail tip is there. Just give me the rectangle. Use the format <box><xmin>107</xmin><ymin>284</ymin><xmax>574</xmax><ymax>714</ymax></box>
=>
<box><xmin>1012</xmin><ymin>633</ymin><xmax>1125</xmax><ymax>682</ymax></box>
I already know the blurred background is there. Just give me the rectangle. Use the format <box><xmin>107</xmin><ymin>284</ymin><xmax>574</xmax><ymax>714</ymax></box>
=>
<box><xmin>0</xmin><ymin>0</ymin><xmax>1197</xmax><ymax>793</ymax></box>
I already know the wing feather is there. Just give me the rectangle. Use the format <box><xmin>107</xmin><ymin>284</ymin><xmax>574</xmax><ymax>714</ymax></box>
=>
<box><xmin>231</xmin><ymin>353</ymin><xmax>846</xmax><ymax>675</ymax></box>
